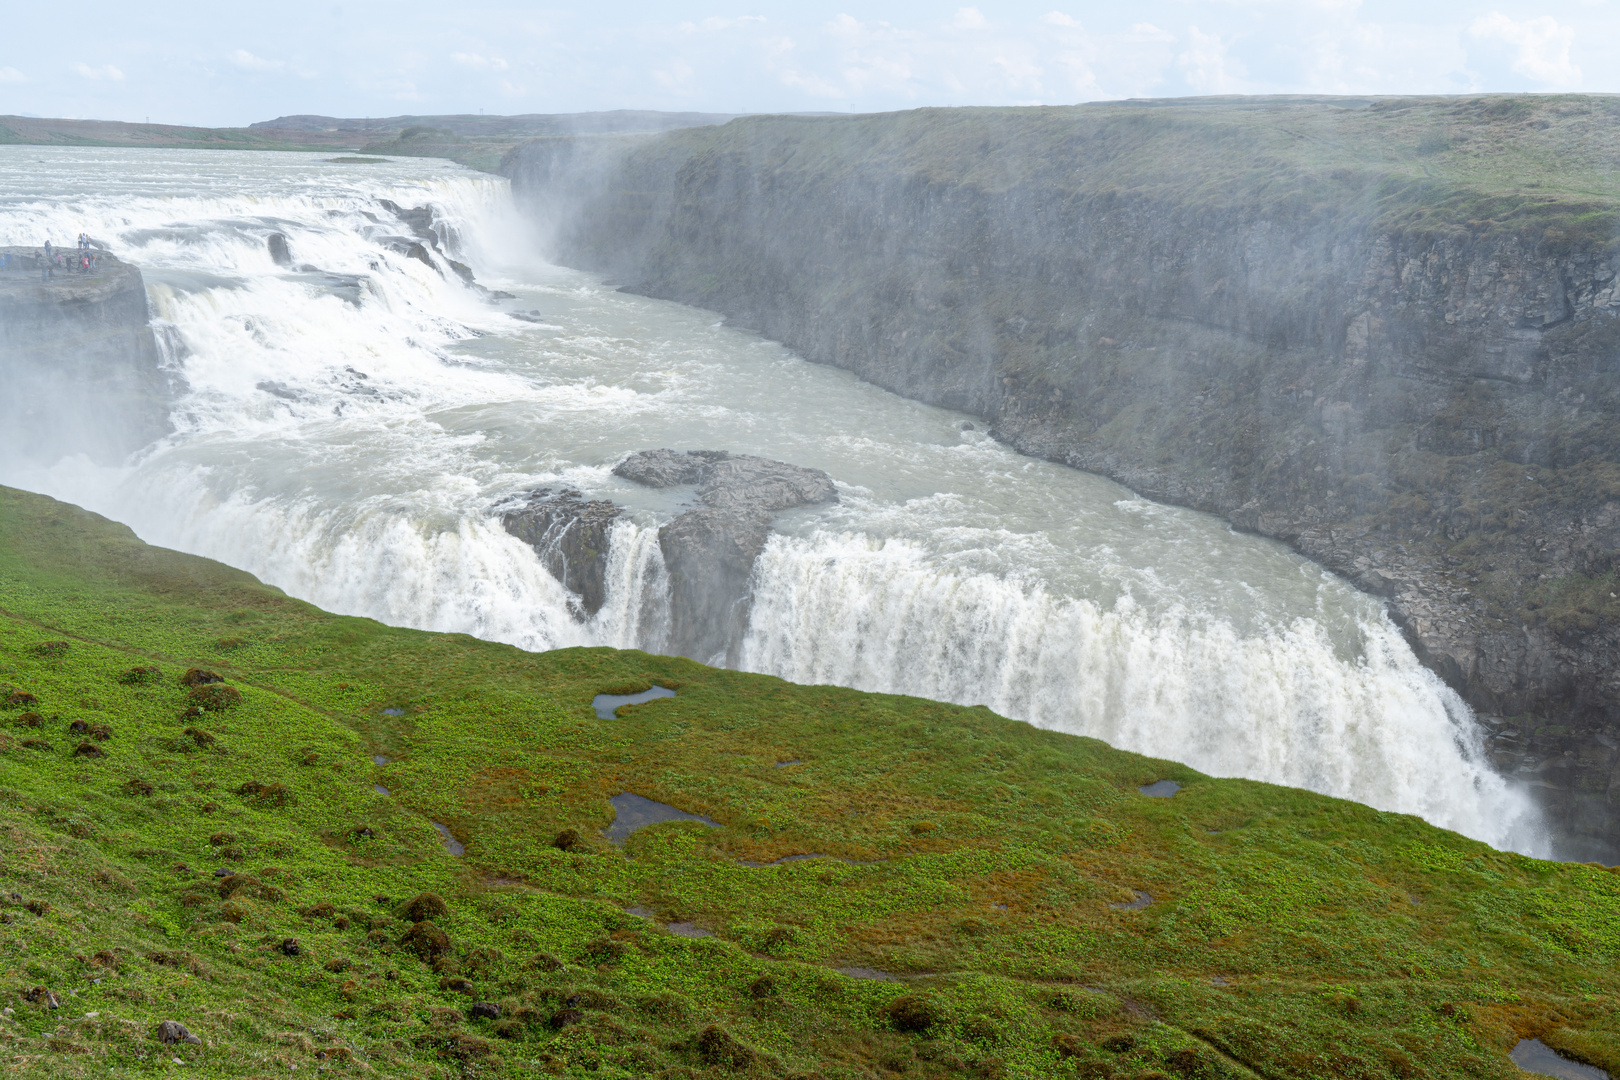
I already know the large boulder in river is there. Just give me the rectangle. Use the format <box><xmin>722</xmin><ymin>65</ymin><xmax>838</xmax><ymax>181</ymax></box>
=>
<box><xmin>501</xmin><ymin>488</ymin><xmax>623</xmax><ymax>620</ymax></box>
<box><xmin>614</xmin><ymin>450</ymin><xmax>837</xmax><ymax>662</ymax></box>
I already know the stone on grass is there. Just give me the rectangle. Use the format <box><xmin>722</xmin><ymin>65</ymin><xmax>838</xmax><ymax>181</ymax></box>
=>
<box><xmin>469</xmin><ymin>1002</ymin><xmax>501</xmax><ymax>1020</ymax></box>
<box><xmin>156</xmin><ymin>1020</ymin><xmax>202</xmax><ymax>1045</ymax></box>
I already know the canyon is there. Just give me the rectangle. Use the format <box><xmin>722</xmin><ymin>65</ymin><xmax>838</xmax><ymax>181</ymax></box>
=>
<box><xmin>504</xmin><ymin>96</ymin><xmax>1620</xmax><ymax>857</ymax></box>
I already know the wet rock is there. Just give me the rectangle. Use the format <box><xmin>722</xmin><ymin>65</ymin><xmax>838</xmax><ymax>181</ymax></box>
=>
<box><xmin>68</xmin><ymin>719</ymin><xmax>88</xmax><ymax>734</ymax></box>
<box><xmin>267</xmin><ymin>233</ymin><xmax>292</xmax><ymax>267</ymax></box>
<box><xmin>383</xmin><ymin>237</ymin><xmax>436</xmax><ymax>271</ymax></box>
<box><xmin>155</xmin><ymin>1020</ymin><xmax>200</xmax><ymax>1045</ymax></box>
<box><xmin>72</xmin><ymin>740</ymin><xmax>105</xmax><ymax>759</ymax></box>
<box><xmin>278</xmin><ymin>938</ymin><xmax>301</xmax><ymax>957</ymax></box>
<box><xmin>500</xmin><ymin>488</ymin><xmax>622</xmax><ymax>619</ymax></box>
<box><xmin>614</xmin><ymin>449</ymin><xmax>837</xmax><ymax>662</ymax></box>
<box><xmin>469</xmin><ymin>1002</ymin><xmax>501</xmax><ymax>1020</ymax></box>
<box><xmin>612</xmin><ymin>448</ymin><xmax>731</xmax><ymax>487</ymax></box>
<box><xmin>378</xmin><ymin>199</ymin><xmax>438</xmax><ymax>243</ymax></box>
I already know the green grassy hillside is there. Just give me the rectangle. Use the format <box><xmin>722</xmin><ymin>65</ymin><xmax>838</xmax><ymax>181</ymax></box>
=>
<box><xmin>0</xmin><ymin>483</ymin><xmax>1616</xmax><ymax>1078</ymax></box>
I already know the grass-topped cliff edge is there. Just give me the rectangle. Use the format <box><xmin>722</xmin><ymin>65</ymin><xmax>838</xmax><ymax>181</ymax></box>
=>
<box><xmin>0</xmin><ymin>483</ymin><xmax>1617</xmax><ymax>1078</ymax></box>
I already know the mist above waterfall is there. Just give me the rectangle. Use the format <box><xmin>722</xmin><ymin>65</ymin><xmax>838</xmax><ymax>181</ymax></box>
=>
<box><xmin>0</xmin><ymin>144</ymin><xmax>1547</xmax><ymax>857</ymax></box>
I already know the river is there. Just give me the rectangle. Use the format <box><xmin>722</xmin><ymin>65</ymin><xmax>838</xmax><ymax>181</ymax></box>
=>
<box><xmin>0</xmin><ymin>146</ymin><xmax>1546</xmax><ymax>855</ymax></box>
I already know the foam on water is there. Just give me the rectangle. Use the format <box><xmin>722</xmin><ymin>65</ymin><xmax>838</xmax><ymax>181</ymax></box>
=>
<box><xmin>0</xmin><ymin>146</ymin><xmax>1548</xmax><ymax>856</ymax></box>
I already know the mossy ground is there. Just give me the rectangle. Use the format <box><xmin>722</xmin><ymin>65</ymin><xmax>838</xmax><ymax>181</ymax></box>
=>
<box><xmin>0</xmin><ymin>484</ymin><xmax>1617</xmax><ymax>1078</ymax></box>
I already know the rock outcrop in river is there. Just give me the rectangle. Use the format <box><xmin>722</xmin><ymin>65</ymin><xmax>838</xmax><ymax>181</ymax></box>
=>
<box><xmin>504</xmin><ymin>97</ymin><xmax>1620</xmax><ymax>857</ymax></box>
<box><xmin>0</xmin><ymin>248</ymin><xmax>170</xmax><ymax>465</ymax></box>
<box><xmin>502</xmin><ymin>450</ymin><xmax>837</xmax><ymax>662</ymax></box>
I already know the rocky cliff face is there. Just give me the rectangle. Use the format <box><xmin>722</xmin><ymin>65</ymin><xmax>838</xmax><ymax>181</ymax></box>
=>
<box><xmin>506</xmin><ymin>99</ymin><xmax>1620</xmax><ymax>858</ymax></box>
<box><xmin>0</xmin><ymin>250</ymin><xmax>171</xmax><ymax>465</ymax></box>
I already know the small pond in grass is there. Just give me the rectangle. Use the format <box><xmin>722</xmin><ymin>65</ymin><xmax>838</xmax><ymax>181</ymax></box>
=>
<box><xmin>433</xmin><ymin>822</ymin><xmax>465</xmax><ymax>856</ymax></box>
<box><xmin>604</xmin><ymin>791</ymin><xmax>719</xmax><ymax>844</ymax></box>
<box><xmin>1512</xmin><ymin>1040</ymin><xmax>1610</xmax><ymax>1080</ymax></box>
<box><xmin>1139</xmin><ymin>780</ymin><xmax>1180</xmax><ymax>797</ymax></box>
<box><xmin>593</xmin><ymin>686</ymin><xmax>676</xmax><ymax>719</ymax></box>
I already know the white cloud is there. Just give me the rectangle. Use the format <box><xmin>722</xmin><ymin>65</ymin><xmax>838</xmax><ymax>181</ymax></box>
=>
<box><xmin>952</xmin><ymin>8</ymin><xmax>988</xmax><ymax>31</ymax></box>
<box><xmin>72</xmin><ymin>63</ymin><xmax>124</xmax><ymax>81</ymax></box>
<box><xmin>451</xmin><ymin>52</ymin><xmax>508</xmax><ymax>71</ymax></box>
<box><xmin>1177</xmin><ymin>25</ymin><xmax>1246</xmax><ymax>93</ymax></box>
<box><xmin>0</xmin><ymin>67</ymin><xmax>25</xmax><ymax>84</ymax></box>
<box><xmin>1130</xmin><ymin>23</ymin><xmax>1174</xmax><ymax>42</ymax></box>
<box><xmin>1041</xmin><ymin>12</ymin><xmax>1081</xmax><ymax>29</ymax></box>
<box><xmin>1468</xmin><ymin>12</ymin><xmax>1581</xmax><ymax>86</ymax></box>
<box><xmin>232</xmin><ymin>50</ymin><xmax>284</xmax><ymax>71</ymax></box>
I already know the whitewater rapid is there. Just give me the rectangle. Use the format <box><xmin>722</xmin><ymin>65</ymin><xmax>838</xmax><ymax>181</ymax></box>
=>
<box><xmin>0</xmin><ymin>146</ymin><xmax>1547</xmax><ymax>856</ymax></box>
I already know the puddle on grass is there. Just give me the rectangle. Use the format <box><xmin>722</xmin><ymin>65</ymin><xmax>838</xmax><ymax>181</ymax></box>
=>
<box><xmin>838</xmin><ymin>966</ymin><xmax>902</xmax><ymax>982</ymax></box>
<box><xmin>739</xmin><ymin>852</ymin><xmax>828</xmax><ymax>867</ymax></box>
<box><xmin>775</xmin><ymin>759</ymin><xmax>802</xmax><ymax>768</ymax></box>
<box><xmin>373</xmin><ymin>784</ymin><xmax>390</xmax><ymax>795</ymax></box>
<box><xmin>382</xmin><ymin>708</ymin><xmax>404</xmax><ymax>716</ymax></box>
<box><xmin>372</xmin><ymin>755</ymin><xmax>390</xmax><ymax>765</ymax></box>
<box><xmin>432</xmin><ymin>822</ymin><xmax>466</xmax><ymax>856</ymax></box>
<box><xmin>592</xmin><ymin>686</ymin><xmax>676</xmax><ymax>719</ymax></box>
<box><xmin>1110</xmin><ymin>890</ymin><xmax>1153</xmax><ymax>911</ymax></box>
<box><xmin>1139</xmin><ymin>780</ymin><xmax>1181</xmax><ymax>797</ymax></box>
<box><xmin>1512</xmin><ymin>1040</ymin><xmax>1610</xmax><ymax>1080</ymax></box>
<box><xmin>625</xmin><ymin>906</ymin><xmax>654</xmax><ymax>919</ymax></box>
<box><xmin>667</xmin><ymin>922</ymin><xmax>713</xmax><ymax>939</ymax></box>
<box><xmin>604</xmin><ymin>792</ymin><xmax>720</xmax><ymax>845</ymax></box>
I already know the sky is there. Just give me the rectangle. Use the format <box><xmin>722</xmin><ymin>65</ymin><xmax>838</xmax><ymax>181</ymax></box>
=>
<box><xmin>0</xmin><ymin>2</ymin><xmax>1612</xmax><ymax>127</ymax></box>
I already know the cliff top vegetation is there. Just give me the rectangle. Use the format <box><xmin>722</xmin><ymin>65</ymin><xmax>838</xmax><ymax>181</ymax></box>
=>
<box><xmin>545</xmin><ymin>95</ymin><xmax>1620</xmax><ymax>248</ymax></box>
<box><xmin>1</xmin><ymin>483</ymin><xmax>1619</xmax><ymax>1077</ymax></box>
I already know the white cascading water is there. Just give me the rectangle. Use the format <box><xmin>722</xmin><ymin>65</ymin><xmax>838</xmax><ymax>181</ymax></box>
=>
<box><xmin>0</xmin><ymin>146</ymin><xmax>1547</xmax><ymax>856</ymax></box>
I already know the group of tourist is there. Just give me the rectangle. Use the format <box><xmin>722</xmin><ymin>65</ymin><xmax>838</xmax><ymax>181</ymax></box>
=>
<box><xmin>0</xmin><ymin>235</ymin><xmax>104</xmax><ymax>280</ymax></box>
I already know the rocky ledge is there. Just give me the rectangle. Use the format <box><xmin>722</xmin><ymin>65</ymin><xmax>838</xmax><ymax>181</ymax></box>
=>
<box><xmin>500</xmin><ymin>451</ymin><xmax>837</xmax><ymax>661</ymax></box>
<box><xmin>0</xmin><ymin>247</ymin><xmax>171</xmax><ymax>464</ymax></box>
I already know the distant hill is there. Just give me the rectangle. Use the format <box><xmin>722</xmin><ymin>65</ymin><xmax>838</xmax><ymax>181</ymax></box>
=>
<box><xmin>251</xmin><ymin>110</ymin><xmax>740</xmax><ymax>138</ymax></box>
